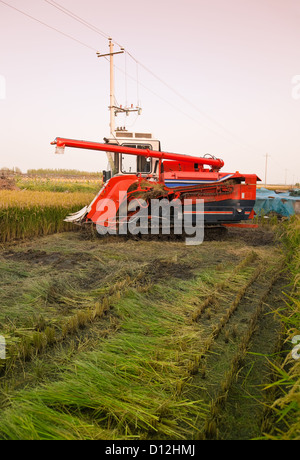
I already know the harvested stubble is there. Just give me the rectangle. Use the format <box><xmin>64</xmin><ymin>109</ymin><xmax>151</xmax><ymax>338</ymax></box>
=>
<box><xmin>0</xmin><ymin>286</ymin><xmax>209</xmax><ymax>440</ymax></box>
<box><xmin>1</xmin><ymin>275</ymin><xmax>138</xmax><ymax>371</ymax></box>
<box><xmin>201</xmin><ymin>262</ymin><xmax>285</xmax><ymax>440</ymax></box>
<box><xmin>0</xmin><ymin>223</ymin><xmax>293</xmax><ymax>440</ymax></box>
<box><xmin>191</xmin><ymin>251</ymin><xmax>257</xmax><ymax>322</ymax></box>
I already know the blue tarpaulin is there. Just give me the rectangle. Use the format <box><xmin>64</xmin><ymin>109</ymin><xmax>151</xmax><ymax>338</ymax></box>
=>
<box><xmin>254</xmin><ymin>188</ymin><xmax>300</xmax><ymax>217</ymax></box>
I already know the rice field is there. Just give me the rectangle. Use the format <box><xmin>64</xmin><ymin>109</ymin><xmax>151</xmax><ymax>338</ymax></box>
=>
<box><xmin>15</xmin><ymin>176</ymin><xmax>101</xmax><ymax>193</ymax></box>
<box><xmin>0</xmin><ymin>190</ymin><xmax>95</xmax><ymax>242</ymax></box>
<box><xmin>0</xmin><ymin>186</ymin><xmax>299</xmax><ymax>440</ymax></box>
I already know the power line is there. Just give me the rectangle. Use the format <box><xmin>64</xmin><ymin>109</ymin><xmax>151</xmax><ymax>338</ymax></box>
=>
<box><xmin>0</xmin><ymin>0</ymin><xmax>188</xmax><ymax>126</ymax></box>
<box><xmin>123</xmin><ymin>52</ymin><xmax>259</xmax><ymax>154</ymax></box>
<box><xmin>1</xmin><ymin>0</ymin><xmax>265</xmax><ymax>157</ymax></box>
<box><xmin>43</xmin><ymin>0</ymin><xmax>255</xmax><ymax>152</ymax></box>
<box><xmin>39</xmin><ymin>2</ymin><xmax>234</xmax><ymax>141</ymax></box>
<box><xmin>43</xmin><ymin>0</ymin><xmax>110</xmax><ymax>41</ymax></box>
<box><xmin>0</xmin><ymin>0</ymin><xmax>97</xmax><ymax>51</ymax></box>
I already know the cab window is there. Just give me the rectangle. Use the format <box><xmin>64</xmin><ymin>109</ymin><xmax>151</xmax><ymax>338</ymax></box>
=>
<box><xmin>121</xmin><ymin>144</ymin><xmax>152</xmax><ymax>173</ymax></box>
<box><xmin>121</xmin><ymin>153</ymin><xmax>137</xmax><ymax>173</ymax></box>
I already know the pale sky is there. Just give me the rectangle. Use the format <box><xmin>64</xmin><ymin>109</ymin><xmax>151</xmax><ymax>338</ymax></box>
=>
<box><xmin>0</xmin><ymin>0</ymin><xmax>299</xmax><ymax>184</ymax></box>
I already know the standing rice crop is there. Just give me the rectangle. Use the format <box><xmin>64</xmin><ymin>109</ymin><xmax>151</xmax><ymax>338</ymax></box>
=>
<box><xmin>266</xmin><ymin>216</ymin><xmax>300</xmax><ymax>439</ymax></box>
<box><xmin>0</xmin><ymin>190</ymin><xmax>94</xmax><ymax>242</ymax></box>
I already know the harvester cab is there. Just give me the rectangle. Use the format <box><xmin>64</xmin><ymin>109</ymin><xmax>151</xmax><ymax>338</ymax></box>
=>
<box><xmin>102</xmin><ymin>129</ymin><xmax>161</xmax><ymax>182</ymax></box>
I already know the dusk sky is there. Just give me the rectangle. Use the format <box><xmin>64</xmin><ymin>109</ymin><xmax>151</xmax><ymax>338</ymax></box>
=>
<box><xmin>0</xmin><ymin>0</ymin><xmax>299</xmax><ymax>184</ymax></box>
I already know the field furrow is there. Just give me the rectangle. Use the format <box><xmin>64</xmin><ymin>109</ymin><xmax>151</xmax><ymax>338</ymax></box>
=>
<box><xmin>196</xmin><ymin>263</ymin><xmax>285</xmax><ymax>439</ymax></box>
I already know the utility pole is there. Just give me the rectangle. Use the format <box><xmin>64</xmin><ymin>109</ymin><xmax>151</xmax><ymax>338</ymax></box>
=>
<box><xmin>97</xmin><ymin>38</ymin><xmax>124</xmax><ymax>136</ymax></box>
<box><xmin>97</xmin><ymin>38</ymin><xmax>142</xmax><ymax>135</ymax></box>
<box><xmin>97</xmin><ymin>38</ymin><xmax>142</xmax><ymax>172</ymax></box>
<box><xmin>97</xmin><ymin>39</ymin><xmax>124</xmax><ymax>171</ymax></box>
<box><xmin>108</xmin><ymin>38</ymin><xmax>119</xmax><ymax>135</ymax></box>
<box><xmin>264</xmin><ymin>153</ymin><xmax>269</xmax><ymax>186</ymax></box>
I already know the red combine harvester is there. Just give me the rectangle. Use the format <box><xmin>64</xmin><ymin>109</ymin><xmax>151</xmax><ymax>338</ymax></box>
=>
<box><xmin>51</xmin><ymin>133</ymin><xmax>260</xmax><ymax>235</ymax></box>
<box><xmin>52</xmin><ymin>39</ymin><xmax>259</xmax><ymax>236</ymax></box>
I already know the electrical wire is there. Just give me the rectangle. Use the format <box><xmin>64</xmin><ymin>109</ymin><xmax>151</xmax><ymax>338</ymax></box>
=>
<box><xmin>42</xmin><ymin>1</ymin><xmax>261</xmax><ymax>155</ymax></box>
<box><xmin>1</xmin><ymin>0</ymin><xmax>267</xmax><ymax>159</ymax></box>
<box><xmin>0</xmin><ymin>0</ymin><xmax>97</xmax><ymax>51</ymax></box>
<box><xmin>43</xmin><ymin>0</ymin><xmax>110</xmax><ymax>41</ymax></box>
<box><xmin>46</xmin><ymin>0</ymin><xmax>237</xmax><ymax>140</ymax></box>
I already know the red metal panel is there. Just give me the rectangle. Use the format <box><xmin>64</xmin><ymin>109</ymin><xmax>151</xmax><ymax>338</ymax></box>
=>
<box><xmin>222</xmin><ymin>223</ymin><xmax>258</xmax><ymax>228</ymax></box>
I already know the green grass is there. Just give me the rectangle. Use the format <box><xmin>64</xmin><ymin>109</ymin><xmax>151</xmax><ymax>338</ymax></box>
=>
<box><xmin>265</xmin><ymin>216</ymin><xmax>300</xmax><ymax>439</ymax></box>
<box><xmin>16</xmin><ymin>178</ymin><xmax>100</xmax><ymax>194</ymax></box>
<box><xmin>26</xmin><ymin>169</ymin><xmax>102</xmax><ymax>178</ymax></box>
